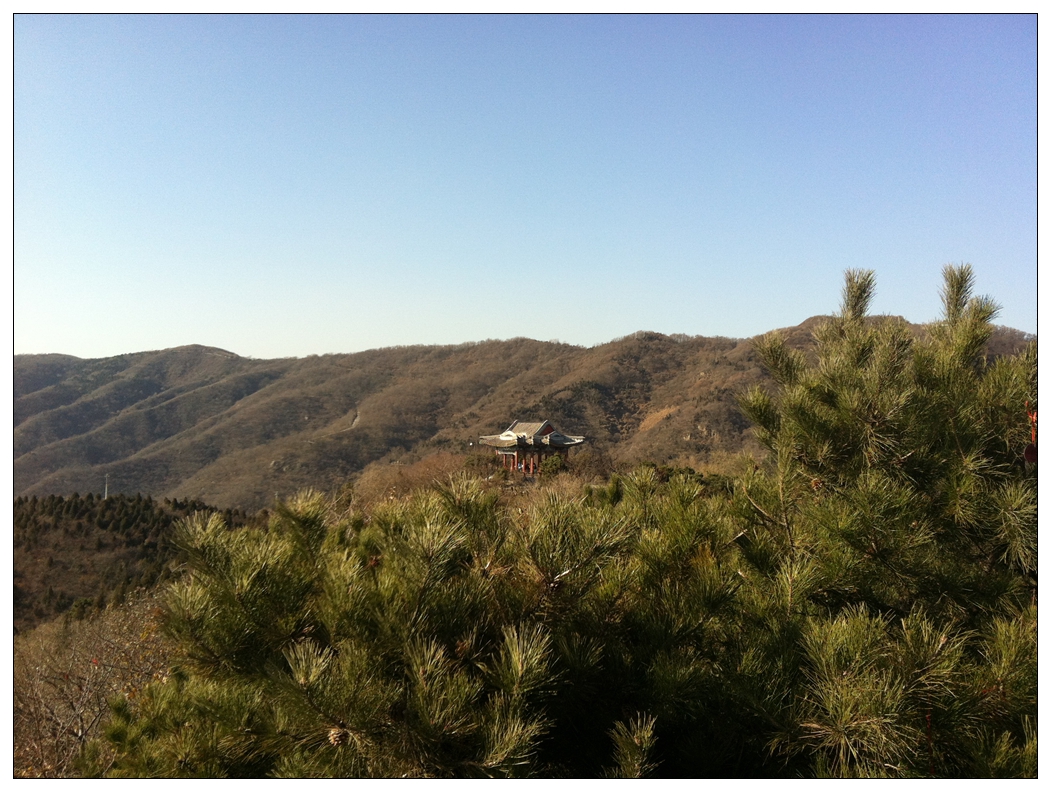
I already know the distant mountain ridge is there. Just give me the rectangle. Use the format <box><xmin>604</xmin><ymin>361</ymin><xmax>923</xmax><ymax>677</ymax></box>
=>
<box><xmin>14</xmin><ymin>320</ymin><xmax>1034</xmax><ymax>510</ymax></box>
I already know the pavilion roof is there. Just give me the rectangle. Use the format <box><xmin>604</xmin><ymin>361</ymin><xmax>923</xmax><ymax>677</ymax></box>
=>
<box><xmin>479</xmin><ymin>419</ymin><xmax>585</xmax><ymax>449</ymax></box>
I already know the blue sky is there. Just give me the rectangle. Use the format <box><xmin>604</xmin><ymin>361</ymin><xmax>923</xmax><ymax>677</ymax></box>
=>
<box><xmin>14</xmin><ymin>14</ymin><xmax>1037</xmax><ymax>359</ymax></box>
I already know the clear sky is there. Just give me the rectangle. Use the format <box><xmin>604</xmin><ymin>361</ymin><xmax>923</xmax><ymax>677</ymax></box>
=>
<box><xmin>14</xmin><ymin>13</ymin><xmax>1037</xmax><ymax>359</ymax></box>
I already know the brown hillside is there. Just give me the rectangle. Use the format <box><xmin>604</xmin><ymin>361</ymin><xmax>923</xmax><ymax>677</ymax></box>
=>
<box><xmin>14</xmin><ymin>321</ymin><xmax>1033</xmax><ymax>510</ymax></box>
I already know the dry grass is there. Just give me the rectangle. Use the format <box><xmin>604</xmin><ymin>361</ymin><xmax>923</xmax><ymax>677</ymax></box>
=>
<box><xmin>637</xmin><ymin>405</ymin><xmax>680</xmax><ymax>433</ymax></box>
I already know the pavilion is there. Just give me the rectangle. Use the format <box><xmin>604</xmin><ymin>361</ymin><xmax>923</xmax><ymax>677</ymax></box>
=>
<box><xmin>479</xmin><ymin>420</ymin><xmax>586</xmax><ymax>475</ymax></box>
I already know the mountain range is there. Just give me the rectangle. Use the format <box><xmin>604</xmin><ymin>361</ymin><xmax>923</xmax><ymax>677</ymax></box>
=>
<box><xmin>14</xmin><ymin>318</ymin><xmax>1033</xmax><ymax>511</ymax></box>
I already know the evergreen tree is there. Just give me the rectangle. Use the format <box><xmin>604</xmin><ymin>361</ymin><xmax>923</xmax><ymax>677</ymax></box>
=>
<box><xmin>733</xmin><ymin>265</ymin><xmax>1036</xmax><ymax>776</ymax></box>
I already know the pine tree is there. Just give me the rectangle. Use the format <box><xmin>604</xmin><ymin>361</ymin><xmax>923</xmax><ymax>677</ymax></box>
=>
<box><xmin>734</xmin><ymin>265</ymin><xmax>1036</xmax><ymax>776</ymax></box>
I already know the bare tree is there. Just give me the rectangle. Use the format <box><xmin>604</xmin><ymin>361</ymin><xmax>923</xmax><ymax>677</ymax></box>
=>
<box><xmin>14</xmin><ymin>589</ymin><xmax>173</xmax><ymax>777</ymax></box>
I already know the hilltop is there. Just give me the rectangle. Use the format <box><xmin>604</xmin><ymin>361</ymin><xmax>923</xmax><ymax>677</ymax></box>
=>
<box><xmin>14</xmin><ymin>319</ymin><xmax>1033</xmax><ymax>510</ymax></box>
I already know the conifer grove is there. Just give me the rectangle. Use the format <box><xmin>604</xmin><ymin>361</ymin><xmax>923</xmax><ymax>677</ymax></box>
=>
<box><xmin>78</xmin><ymin>267</ymin><xmax>1036</xmax><ymax>778</ymax></box>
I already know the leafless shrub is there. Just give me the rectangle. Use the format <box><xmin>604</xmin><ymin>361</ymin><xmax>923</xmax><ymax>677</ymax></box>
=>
<box><xmin>13</xmin><ymin>588</ymin><xmax>174</xmax><ymax>777</ymax></box>
<box><xmin>352</xmin><ymin>452</ymin><xmax>470</xmax><ymax>508</ymax></box>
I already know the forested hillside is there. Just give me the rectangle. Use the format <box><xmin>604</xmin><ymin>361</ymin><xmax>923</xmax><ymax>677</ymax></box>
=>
<box><xmin>13</xmin><ymin>492</ymin><xmax>261</xmax><ymax>632</ymax></box>
<box><xmin>14</xmin><ymin>320</ymin><xmax>1032</xmax><ymax>510</ymax></box>
<box><xmin>68</xmin><ymin>267</ymin><xmax>1036</xmax><ymax>779</ymax></box>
